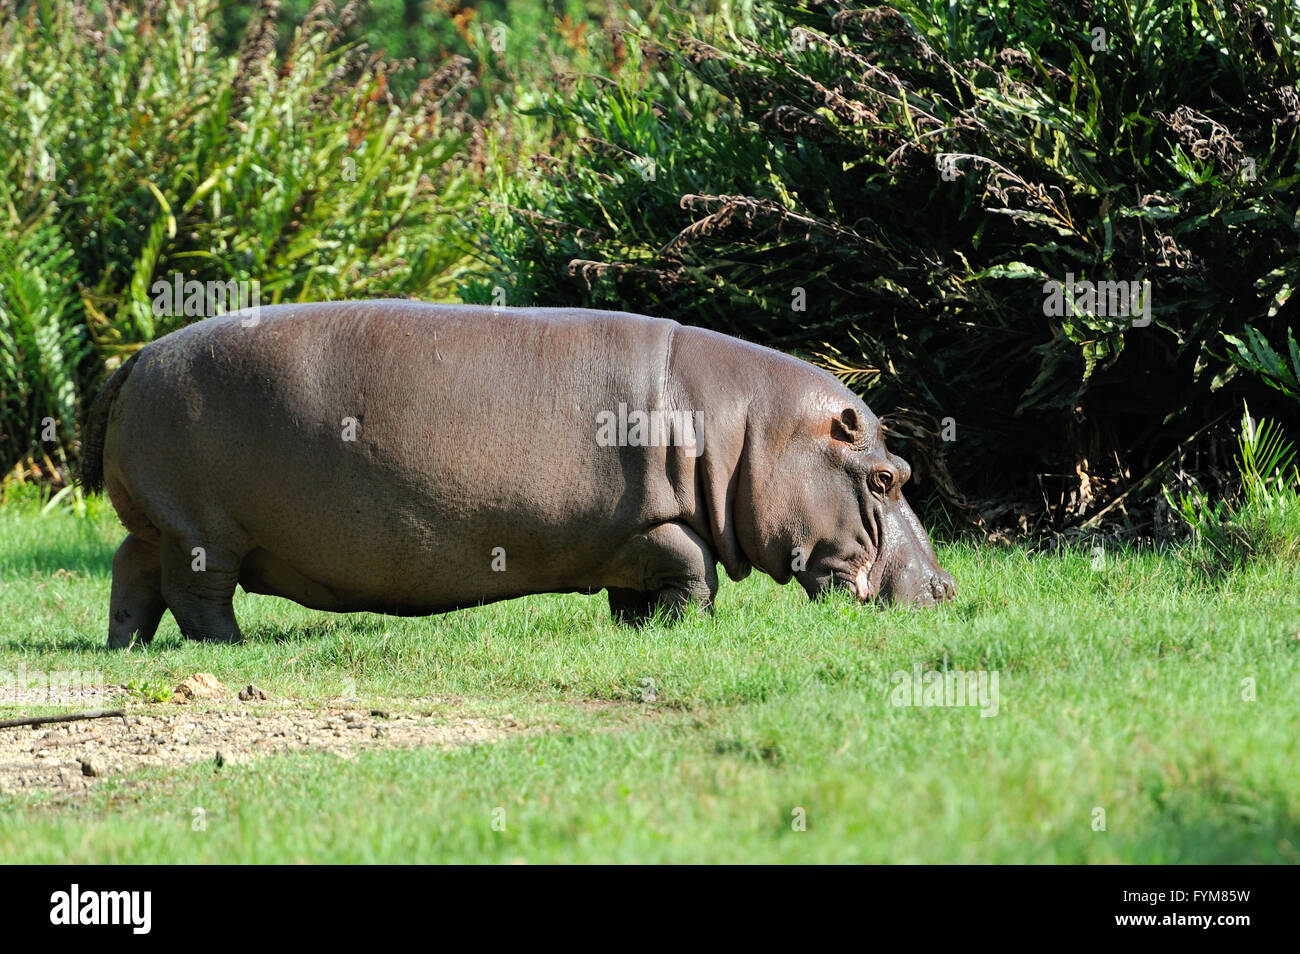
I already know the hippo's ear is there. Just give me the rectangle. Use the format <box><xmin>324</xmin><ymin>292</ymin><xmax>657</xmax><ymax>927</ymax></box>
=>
<box><xmin>829</xmin><ymin>407</ymin><xmax>864</xmax><ymax>445</ymax></box>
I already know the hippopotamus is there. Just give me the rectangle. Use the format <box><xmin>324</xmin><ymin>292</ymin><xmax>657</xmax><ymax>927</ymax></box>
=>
<box><xmin>80</xmin><ymin>302</ymin><xmax>953</xmax><ymax>647</ymax></box>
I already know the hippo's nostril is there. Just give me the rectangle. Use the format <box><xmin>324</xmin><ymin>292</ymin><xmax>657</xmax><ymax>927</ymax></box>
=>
<box><xmin>932</xmin><ymin>573</ymin><xmax>955</xmax><ymax>603</ymax></box>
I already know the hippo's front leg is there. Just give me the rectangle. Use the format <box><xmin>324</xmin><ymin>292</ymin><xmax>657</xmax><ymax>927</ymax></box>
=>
<box><xmin>605</xmin><ymin>521</ymin><xmax>718</xmax><ymax>625</ymax></box>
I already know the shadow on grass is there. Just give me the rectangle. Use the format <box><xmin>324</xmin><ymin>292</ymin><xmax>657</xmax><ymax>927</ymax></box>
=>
<box><xmin>3</xmin><ymin>541</ymin><xmax>114</xmax><ymax>578</ymax></box>
<box><xmin>1116</xmin><ymin>806</ymin><xmax>1300</xmax><ymax>863</ymax></box>
<box><xmin>1100</xmin><ymin>776</ymin><xmax>1300</xmax><ymax>863</ymax></box>
<box><xmin>240</xmin><ymin>619</ymin><xmax>360</xmax><ymax>645</ymax></box>
<box><xmin>0</xmin><ymin>619</ymin><xmax>371</xmax><ymax>654</ymax></box>
<box><xmin>0</xmin><ymin>634</ymin><xmax>110</xmax><ymax>653</ymax></box>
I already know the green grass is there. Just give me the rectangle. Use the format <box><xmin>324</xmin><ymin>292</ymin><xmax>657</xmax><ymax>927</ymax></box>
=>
<box><xmin>1</xmin><ymin>501</ymin><xmax>1297</xmax><ymax>863</ymax></box>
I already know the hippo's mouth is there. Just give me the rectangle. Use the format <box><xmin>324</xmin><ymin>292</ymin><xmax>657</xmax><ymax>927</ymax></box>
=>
<box><xmin>833</xmin><ymin>551</ymin><xmax>886</xmax><ymax>603</ymax></box>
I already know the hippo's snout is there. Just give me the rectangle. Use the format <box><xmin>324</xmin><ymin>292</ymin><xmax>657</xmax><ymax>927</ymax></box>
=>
<box><xmin>874</xmin><ymin>491</ymin><xmax>955</xmax><ymax>608</ymax></box>
<box><xmin>880</xmin><ymin>560</ymin><xmax>955</xmax><ymax>608</ymax></box>
<box><xmin>914</xmin><ymin>568</ymin><xmax>957</xmax><ymax>607</ymax></box>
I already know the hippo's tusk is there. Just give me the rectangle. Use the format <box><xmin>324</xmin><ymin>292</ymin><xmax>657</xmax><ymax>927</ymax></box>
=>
<box><xmin>854</xmin><ymin>562</ymin><xmax>873</xmax><ymax>601</ymax></box>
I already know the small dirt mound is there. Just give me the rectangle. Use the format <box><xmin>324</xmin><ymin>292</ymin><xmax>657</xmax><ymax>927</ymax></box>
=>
<box><xmin>171</xmin><ymin>672</ymin><xmax>228</xmax><ymax>704</ymax></box>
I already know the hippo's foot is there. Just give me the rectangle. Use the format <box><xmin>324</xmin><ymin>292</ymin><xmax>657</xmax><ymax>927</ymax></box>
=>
<box><xmin>606</xmin><ymin>521</ymin><xmax>719</xmax><ymax>626</ymax></box>
<box><xmin>107</xmin><ymin>533</ymin><xmax>167</xmax><ymax>649</ymax></box>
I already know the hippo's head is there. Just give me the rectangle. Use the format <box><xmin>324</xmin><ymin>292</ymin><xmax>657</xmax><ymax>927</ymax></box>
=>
<box><xmin>739</xmin><ymin>399</ymin><xmax>955</xmax><ymax>608</ymax></box>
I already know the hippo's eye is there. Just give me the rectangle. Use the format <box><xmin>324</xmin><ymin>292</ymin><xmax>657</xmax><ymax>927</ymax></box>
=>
<box><xmin>868</xmin><ymin>466</ymin><xmax>897</xmax><ymax>497</ymax></box>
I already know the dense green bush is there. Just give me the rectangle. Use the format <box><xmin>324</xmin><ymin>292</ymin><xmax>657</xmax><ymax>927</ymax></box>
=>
<box><xmin>0</xmin><ymin>0</ymin><xmax>478</xmax><ymax>479</ymax></box>
<box><xmin>466</xmin><ymin>0</ymin><xmax>1300</xmax><ymax>528</ymax></box>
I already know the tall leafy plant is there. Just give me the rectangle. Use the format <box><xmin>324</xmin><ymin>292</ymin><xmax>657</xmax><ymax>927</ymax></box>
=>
<box><xmin>0</xmin><ymin>0</ymin><xmax>480</xmax><ymax>479</ymax></box>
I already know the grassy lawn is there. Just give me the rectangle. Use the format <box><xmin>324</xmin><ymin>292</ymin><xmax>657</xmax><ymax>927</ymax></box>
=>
<box><xmin>0</xmin><ymin>498</ymin><xmax>1297</xmax><ymax>863</ymax></box>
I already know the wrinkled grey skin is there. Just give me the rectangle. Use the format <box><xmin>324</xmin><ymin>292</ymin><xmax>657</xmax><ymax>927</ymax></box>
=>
<box><xmin>81</xmin><ymin>302</ymin><xmax>953</xmax><ymax>647</ymax></box>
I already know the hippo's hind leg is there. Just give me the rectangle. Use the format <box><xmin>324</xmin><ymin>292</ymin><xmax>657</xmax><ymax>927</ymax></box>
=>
<box><xmin>159</xmin><ymin>535</ymin><xmax>244</xmax><ymax>643</ymax></box>
<box><xmin>606</xmin><ymin>521</ymin><xmax>719</xmax><ymax>626</ymax></box>
<box><xmin>107</xmin><ymin>533</ymin><xmax>166</xmax><ymax>649</ymax></box>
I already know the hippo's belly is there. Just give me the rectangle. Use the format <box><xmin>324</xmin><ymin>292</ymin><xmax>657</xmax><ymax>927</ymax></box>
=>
<box><xmin>235</xmin><ymin>545</ymin><xmax>605</xmax><ymax>614</ymax></box>
<box><xmin>226</xmin><ymin>481</ymin><xmax>633</xmax><ymax>613</ymax></box>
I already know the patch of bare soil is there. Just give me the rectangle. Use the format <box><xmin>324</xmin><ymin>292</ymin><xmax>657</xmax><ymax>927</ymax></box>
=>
<box><xmin>0</xmin><ymin>691</ymin><xmax>523</xmax><ymax>795</ymax></box>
